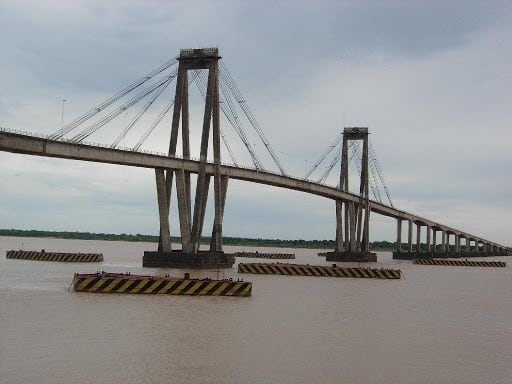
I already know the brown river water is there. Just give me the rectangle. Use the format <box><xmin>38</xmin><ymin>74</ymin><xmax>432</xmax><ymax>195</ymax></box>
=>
<box><xmin>0</xmin><ymin>236</ymin><xmax>511</xmax><ymax>384</ymax></box>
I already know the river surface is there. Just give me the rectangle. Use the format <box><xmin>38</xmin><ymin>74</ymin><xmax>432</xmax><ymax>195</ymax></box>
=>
<box><xmin>0</xmin><ymin>236</ymin><xmax>511</xmax><ymax>384</ymax></box>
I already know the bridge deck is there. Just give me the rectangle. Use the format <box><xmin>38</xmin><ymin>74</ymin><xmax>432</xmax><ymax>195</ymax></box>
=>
<box><xmin>0</xmin><ymin>130</ymin><xmax>506</xmax><ymax>250</ymax></box>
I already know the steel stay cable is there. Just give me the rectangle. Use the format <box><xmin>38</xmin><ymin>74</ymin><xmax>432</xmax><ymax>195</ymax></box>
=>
<box><xmin>194</xmin><ymin>70</ymin><xmax>239</xmax><ymax>166</ymax></box>
<box><xmin>111</xmin><ymin>70</ymin><xmax>176</xmax><ymax>148</ymax></box>
<box><xmin>132</xmin><ymin>70</ymin><xmax>199</xmax><ymax>151</ymax></box>
<box><xmin>350</xmin><ymin>141</ymin><xmax>383</xmax><ymax>203</ymax></box>
<box><xmin>215</xmin><ymin>71</ymin><xmax>262</xmax><ymax>169</ymax></box>
<box><xmin>219</xmin><ymin>60</ymin><xmax>287</xmax><ymax>175</ymax></box>
<box><xmin>132</xmin><ymin>102</ymin><xmax>173</xmax><ymax>151</ymax></box>
<box><xmin>304</xmin><ymin>132</ymin><xmax>344</xmax><ymax>180</ymax></box>
<box><xmin>317</xmin><ymin>145</ymin><xmax>341</xmax><ymax>183</ymax></box>
<box><xmin>194</xmin><ymin>70</ymin><xmax>251</xmax><ymax>167</ymax></box>
<box><xmin>49</xmin><ymin>58</ymin><xmax>178</xmax><ymax>140</ymax></box>
<box><xmin>200</xmin><ymin>70</ymin><xmax>261</xmax><ymax>168</ymax></box>
<box><xmin>70</xmin><ymin>73</ymin><xmax>177</xmax><ymax>143</ymax></box>
<box><xmin>369</xmin><ymin>139</ymin><xmax>394</xmax><ymax>207</ymax></box>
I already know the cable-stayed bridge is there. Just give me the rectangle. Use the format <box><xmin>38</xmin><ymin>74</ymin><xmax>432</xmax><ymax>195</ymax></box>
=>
<box><xmin>1</xmin><ymin>48</ymin><xmax>509</xmax><ymax>267</ymax></box>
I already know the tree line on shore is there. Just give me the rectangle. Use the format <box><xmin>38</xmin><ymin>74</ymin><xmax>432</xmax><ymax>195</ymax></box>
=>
<box><xmin>1</xmin><ymin>228</ymin><xmax>403</xmax><ymax>250</ymax></box>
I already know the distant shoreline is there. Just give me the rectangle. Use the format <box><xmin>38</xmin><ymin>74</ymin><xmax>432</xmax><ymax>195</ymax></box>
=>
<box><xmin>0</xmin><ymin>229</ymin><xmax>399</xmax><ymax>251</ymax></box>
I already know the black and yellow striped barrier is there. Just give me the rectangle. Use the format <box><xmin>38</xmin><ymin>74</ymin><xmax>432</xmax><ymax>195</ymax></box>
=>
<box><xmin>73</xmin><ymin>272</ymin><xmax>252</xmax><ymax>296</ymax></box>
<box><xmin>235</xmin><ymin>252</ymin><xmax>295</xmax><ymax>259</ymax></box>
<box><xmin>7</xmin><ymin>250</ymin><xmax>103</xmax><ymax>262</ymax></box>
<box><xmin>413</xmin><ymin>259</ymin><xmax>506</xmax><ymax>268</ymax></box>
<box><xmin>238</xmin><ymin>263</ymin><xmax>401</xmax><ymax>279</ymax></box>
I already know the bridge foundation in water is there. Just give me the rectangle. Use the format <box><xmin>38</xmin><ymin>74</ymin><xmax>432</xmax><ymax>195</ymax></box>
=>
<box><xmin>143</xmin><ymin>251</ymin><xmax>235</xmax><ymax>269</ymax></box>
<box><xmin>325</xmin><ymin>251</ymin><xmax>377</xmax><ymax>262</ymax></box>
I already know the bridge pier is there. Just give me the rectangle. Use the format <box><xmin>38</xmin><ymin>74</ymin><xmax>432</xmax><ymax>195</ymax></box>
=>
<box><xmin>144</xmin><ymin>48</ymin><xmax>234</xmax><ymax>269</ymax></box>
<box><xmin>327</xmin><ymin>128</ymin><xmax>376</xmax><ymax>262</ymax></box>
<box><xmin>394</xmin><ymin>218</ymin><xmax>428</xmax><ymax>259</ymax></box>
<box><xmin>432</xmin><ymin>228</ymin><xmax>438</xmax><ymax>255</ymax></box>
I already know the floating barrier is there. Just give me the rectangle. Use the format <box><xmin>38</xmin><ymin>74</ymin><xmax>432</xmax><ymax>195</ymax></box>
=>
<box><xmin>238</xmin><ymin>263</ymin><xmax>401</xmax><ymax>279</ymax></box>
<box><xmin>413</xmin><ymin>259</ymin><xmax>506</xmax><ymax>268</ymax></box>
<box><xmin>73</xmin><ymin>272</ymin><xmax>252</xmax><ymax>296</ymax></box>
<box><xmin>6</xmin><ymin>250</ymin><xmax>103</xmax><ymax>262</ymax></box>
<box><xmin>234</xmin><ymin>251</ymin><xmax>295</xmax><ymax>260</ymax></box>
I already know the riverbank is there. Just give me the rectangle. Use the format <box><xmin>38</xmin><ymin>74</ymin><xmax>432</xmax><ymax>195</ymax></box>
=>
<box><xmin>0</xmin><ymin>229</ymin><xmax>399</xmax><ymax>251</ymax></box>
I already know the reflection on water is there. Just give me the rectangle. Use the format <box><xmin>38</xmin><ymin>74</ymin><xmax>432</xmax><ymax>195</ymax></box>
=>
<box><xmin>1</xmin><ymin>236</ymin><xmax>511</xmax><ymax>384</ymax></box>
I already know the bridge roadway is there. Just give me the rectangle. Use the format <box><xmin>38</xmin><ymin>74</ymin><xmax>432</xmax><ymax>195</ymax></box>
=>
<box><xmin>0</xmin><ymin>129</ymin><xmax>507</xmax><ymax>251</ymax></box>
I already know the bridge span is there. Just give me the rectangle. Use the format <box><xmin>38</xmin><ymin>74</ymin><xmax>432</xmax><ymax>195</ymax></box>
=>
<box><xmin>0</xmin><ymin>129</ymin><xmax>508</xmax><ymax>257</ymax></box>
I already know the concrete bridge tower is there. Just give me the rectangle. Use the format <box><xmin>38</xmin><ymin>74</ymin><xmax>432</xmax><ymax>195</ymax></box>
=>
<box><xmin>143</xmin><ymin>48</ymin><xmax>234</xmax><ymax>269</ymax></box>
<box><xmin>326</xmin><ymin>127</ymin><xmax>377</xmax><ymax>262</ymax></box>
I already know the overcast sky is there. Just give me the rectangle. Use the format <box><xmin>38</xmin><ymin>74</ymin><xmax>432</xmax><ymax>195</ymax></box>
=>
<box><xmin>1</xmin><ymin>0</ymin><xmax>511</xmax><ymax>246</ymax></box>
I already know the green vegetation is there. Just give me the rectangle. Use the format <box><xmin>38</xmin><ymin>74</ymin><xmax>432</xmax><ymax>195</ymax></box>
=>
<box><xmin>0</xmin><ymin>228</ymin><xmax>399</xmax><ymax>250</ymax></box>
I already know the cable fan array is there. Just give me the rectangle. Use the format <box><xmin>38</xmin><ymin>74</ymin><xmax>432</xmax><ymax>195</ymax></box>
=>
<box><xmin>304</xmin><ymin>133</ymin><xmax>394</xmax><ymax>207</ymax></box>
<box><xmin>48</xmin><ymin>57</ymin><xmax>287</xmax><ymax>175</ymax></box>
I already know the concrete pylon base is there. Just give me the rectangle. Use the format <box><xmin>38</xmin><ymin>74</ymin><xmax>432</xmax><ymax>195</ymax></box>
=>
<box><xmin>326</xmin><ymin>251</ymin><xmax>377</xmax><ymax>262</ymax></box>
<box><xmin>143</xmin><ymin>250</ymin><xmax>235</xmax><ymax>269</ymax></box>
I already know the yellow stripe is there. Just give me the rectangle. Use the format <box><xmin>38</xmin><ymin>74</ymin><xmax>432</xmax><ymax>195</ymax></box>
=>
<box><xmin>239</xmin><ymin>285</ymin><xmax>252</xmax><ymax>297</ymax></box>
<box><xmin>169</xmin><ymin>280</ymin><xmax>193</xmax><ymax>294</ymax></box>
<box><xmin>130</xmin><ymin>279</ymin><xmax>150</xmax><ymax>293</ymax></box>
<box><xmin>90</xmin><ymin>278</ymin><xmax>109</xmax><ymax>292</ymax></box>
<box><xmin>103</xmin><ymin>279</ymin><xmax>123</xmax><ymax>293</ymax></box>
<box><xmin>158</xmin><ymin>280</ymin><xmax>179</xmax><ymax>293</ymax></box>
<box><xmin>115</xmin><ymin>279</ymin><xmax>135</xmax><ymax>293</ymax></box>
<box><xmin>224</xmin><ymin>282</ymin><xmax>244</xmax><ymax>296</ymax></box>
<box><xmin>212</xmin><ymin>282</ymin><xmax>230</xmax><ymax>296</ymax></box>
<box><xmin>183</xmin><ymin>281</ymin><xmax>205</xmax><ymax>295</ymax></box>
<box><xmin>144</xmin><ymin>280</ymin><xmax>165</xmax><ymax>294</ymax></box>
<box><xmin>76</xmin><ymin>277</ymin><xmax>95</xmax><ymax>291</ymax></box>
<box><xmin>197</xmin><ymin>282</ymin><xmax>216</xmax><ymax>295</ymax></box>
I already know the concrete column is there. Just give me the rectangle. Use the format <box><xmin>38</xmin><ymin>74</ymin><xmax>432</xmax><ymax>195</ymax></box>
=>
<box><xmin>181</xmin><ymin>71</ymin><xmax>191</xmax><ymax>218</ymax></box>
<box><xmin>190</xmin><ymin>174</ymin><xmax>210</xmax><ymax>253</ymax></box>
<box><xmin>396</xmin><ymin>219</ymin><xmax>402</xmax><ymax>253</ymax></box>
<box><xmin>416</xmin><ymin>223</ymin><xmax>421</xmax><ymax>253</ymax></box>
<box><xmin>466</xmin><ymin>238</ymin><xmax>470</xmax><ymax>254</ymax></box>
<box><xmin>175</xmin><ymin>168</ymin><xmax>192</xmax><ymax>252</ymax></box>
<box><xmin>158</xmin><ymin>65</ymin><xmax>187</xmax><ymax>251</ymax></box>
<box><xmin>155</xmin><ymin>169</ymin><xmax>172</xmax><ymax>253</ymax></box>
<box><xmin>335</xmin><ymin>200</ymin><xmax>343</xmax><ymax>252</ymax></box>
<box><xmin>408</xmin><ymin>220</ymin><xmax>413</xmax><ymax>254</ymax></box>
<box><xmin>432</xmin><ymin>229</ymin><xmax>437</xmax><ymax>254</ymax></box>
<box><xmin>426</xmin><ymin>225</ymin><xmax>431</xmax><ymax>254</ymax></box>
<box><xmin>196</xmin><ymin>176</ymin><xmax>211</xmax><ymax>250</ymax></box>
<box><xmin>442</xmin><ymin>231</ymin><xmax>447</xmax><ymax>254</ymax></box>
<box><xmin>211</xmin><ymin>175</ymin><xmax>229</xmax><ymax>252</ymax></box>
<box><xmin>356</xmin><ymin>201</ymin><xmax>364</xmax><ymax>249</ymax></box>
<box><xmin>455</xmin><ymin>234</ymin><xmax>461</xmax><ymax>254</ymax></box>
<box><xmin>362</xmin><ymin>138</ymin><xmax>370</xmax><ymax>253</ymax></box>
<box><xmin>363</xmin><ymin>205</ymin><xmax>370</xmax><ymax>253</ymax></box>
<box><xmin>340</xmin><ymin>137</ymin><xmax>350</xmax><ymax>250</ymax></box>
<box><xmin>349</xmin><ymin>202</ymin><xmax>357</xmax><ymax>252</ymax></box>
<box><xmin>211</xmin><ymin>61</ymin><xmax>223</xmax><ymax>252</ymax></box>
